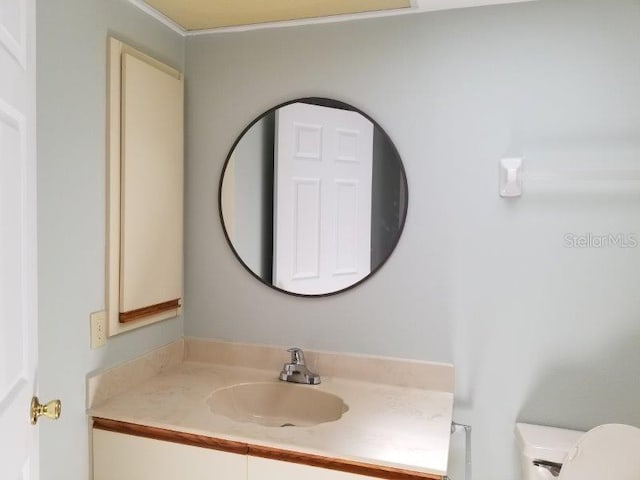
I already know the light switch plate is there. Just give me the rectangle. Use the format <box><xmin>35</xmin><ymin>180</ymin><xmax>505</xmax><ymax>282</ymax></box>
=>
<box><xmin>90</xmin><ymin>310</ymin><xmax>107</xmax><ymax>348</ymax></box>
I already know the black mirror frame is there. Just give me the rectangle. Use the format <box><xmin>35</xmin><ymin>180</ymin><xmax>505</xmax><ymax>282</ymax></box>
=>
<box><xmin>218</xmin><ymin>97</ymin><xmax>409</xmax><ymax>298</ymax></box>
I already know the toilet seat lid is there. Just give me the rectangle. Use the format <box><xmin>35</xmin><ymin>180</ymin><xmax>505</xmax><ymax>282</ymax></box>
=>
<box><xmin>559</xmin><ymin>424</ymin><xmax>640</xmax><ymax>480</ymax></box>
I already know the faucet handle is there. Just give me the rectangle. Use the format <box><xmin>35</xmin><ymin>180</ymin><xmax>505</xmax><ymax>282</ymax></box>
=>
<box><xmin>287</xmin><ymin>347</ymin><xmax>305</xmax><ymax>365</ymax></box>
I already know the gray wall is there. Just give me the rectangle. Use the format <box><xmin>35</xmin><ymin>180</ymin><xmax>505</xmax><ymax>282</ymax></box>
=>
<box><xmin>230</xmin><ymin>114</ymin><xmax>274</xmax><ymax>281</ymax></box>
<box><xmin>37</xmin><ymin>1</ymin><xmax>185</xmax><ymax>479</ymax></box>
<box><xmin>185</xmin><ymin>1</ymin><xmax>640</xmax><ymax>479</ymax></box>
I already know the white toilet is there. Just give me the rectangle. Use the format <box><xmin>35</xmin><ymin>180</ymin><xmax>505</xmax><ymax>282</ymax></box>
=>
<box><xmin>516</xmin><ymin>422</ymin><xmax>640</xmax><ymax>480</ymax></box>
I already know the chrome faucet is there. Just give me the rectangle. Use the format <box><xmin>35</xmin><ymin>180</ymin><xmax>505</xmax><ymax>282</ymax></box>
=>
<box><xmin>279</xmin><ymin>347</ymin><xmax>320</xmax><ymax>385</ymax></box>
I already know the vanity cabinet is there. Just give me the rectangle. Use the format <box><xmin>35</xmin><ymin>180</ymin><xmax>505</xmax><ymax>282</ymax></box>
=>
<box><xmin>248</xmin><ymin>456</ymin><xmax>378</xmax><ymax>480</ymax></box>
<box><xmin>88</xmin><ymin>343</ymin><xmax>452</xmax><ymax>480</ymax></box>
<box><xmin>93</xmin><ymin>430</ymin><xmax>246</xmax><ymax>480</ymax></box>
<box><xmin>92</xmin><ymin>429</ymin><xmax>393</xmax><ymax>480</ymax></box>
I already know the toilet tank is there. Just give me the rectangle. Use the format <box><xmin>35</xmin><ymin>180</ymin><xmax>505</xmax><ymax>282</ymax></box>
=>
<box><xmin>515</xmin><ymin>423</ymin><xmax>584</xmax><ymax>480</ymax></box>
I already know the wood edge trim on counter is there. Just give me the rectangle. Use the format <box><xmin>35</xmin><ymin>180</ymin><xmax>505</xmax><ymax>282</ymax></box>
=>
<box><xmin>91</xmin><ymin>418</ymin><xmax>443</xmax><ymax>480</ymax></box>
<box><xmin>119</xmin><ymin>299</ymin><xmax>180</xmax><ymax>323</ymax></box>
<box><xmin>92</xmin><ymin>417</ymin><xmax>248</xmax><ymax>455</ymax></box>
<box><xmin>249</xmin><ymin>444</ymin><xmax>443</xmax><ymax>480</ymax></box>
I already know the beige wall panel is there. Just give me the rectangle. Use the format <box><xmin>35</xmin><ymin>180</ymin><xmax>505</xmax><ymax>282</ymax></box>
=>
<box><xmin>107</xmin><ymin>38</ymin><xmax>183</xmax><ymax>337</ymax></box>
<box><xmin>120</xmin><ymin>51</ymin><xmax>183</xmax><ymax>314</ymax></box>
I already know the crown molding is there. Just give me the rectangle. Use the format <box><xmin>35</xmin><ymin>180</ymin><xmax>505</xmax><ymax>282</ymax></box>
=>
<box><xmin>127</xmin><ymin>0</ymin><xmax>187</xmax><ymax>35</ymax></box>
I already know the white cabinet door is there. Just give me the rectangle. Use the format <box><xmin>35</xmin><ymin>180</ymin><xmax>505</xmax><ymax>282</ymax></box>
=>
<box><xmin>248</xmin><ymin>457</ymin><xmax>378</xmax><ymax>480</ymax></box>
<box><xmin>93</xmin><ymin>430</ymin><xmax>247</xmax><ymax>480</ymax></box>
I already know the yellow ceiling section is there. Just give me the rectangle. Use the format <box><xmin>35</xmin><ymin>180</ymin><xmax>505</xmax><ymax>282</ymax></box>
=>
<box><xmin>144</xmin><ymin>0</ymin><xmax>411</xmax><ymax>30</ymax></box>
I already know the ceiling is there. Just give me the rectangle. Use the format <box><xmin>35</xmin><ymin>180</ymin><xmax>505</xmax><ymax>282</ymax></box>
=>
<box><xmin>143</xmin><ymin>0</ymin><xmax>412</xmax><ymax>31</ymax></box>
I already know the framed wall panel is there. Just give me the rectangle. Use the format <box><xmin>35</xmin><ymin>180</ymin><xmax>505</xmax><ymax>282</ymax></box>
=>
<box><xmin>106</xmin><ymin>37</ymin><xmax>183</xmax><ymax>337</ymax></box>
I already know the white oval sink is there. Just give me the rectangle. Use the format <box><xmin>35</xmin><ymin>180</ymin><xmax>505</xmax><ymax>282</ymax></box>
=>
<box><xmin>207</xmin><ymin>382</ymin><xmax>348</xmax><ymax>427</ymax></box>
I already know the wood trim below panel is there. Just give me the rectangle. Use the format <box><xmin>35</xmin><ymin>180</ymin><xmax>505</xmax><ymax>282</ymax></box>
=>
<box><xmin>119</xmin><ymin>299</ymin><xmax>180</xmax><ymax>323</ymax></box>
<box><xmin>91</xmin><ymin>418</ymin><xmax>444</xmax><ymax>480</ymax></box>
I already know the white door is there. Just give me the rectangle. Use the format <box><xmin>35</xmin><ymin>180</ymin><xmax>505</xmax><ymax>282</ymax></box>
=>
<box><xmin>274</xmin><ymin>103</ymin><xmax>373</xmax><ymax>295</ymax></box>
<box><xmin>0</xmin><ymin>0</ymin><xmax>39</xmax><ymax>479</ymax></box>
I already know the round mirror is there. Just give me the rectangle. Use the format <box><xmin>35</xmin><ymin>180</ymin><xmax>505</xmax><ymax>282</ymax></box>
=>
<box><xmin>219</xmin><ymin>98</ymin><xmax>408</xmax><ymax>297</ymax></box>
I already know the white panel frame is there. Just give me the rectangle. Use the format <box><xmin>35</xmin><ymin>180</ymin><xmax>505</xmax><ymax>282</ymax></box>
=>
<box><xmin>294</xmin><ymin>123</ymin><xmax>323</xmax><ymax>160</ymax></box>
<box><xmin>292</xmin><ymin>178</ymin><xmax>321</xmax><ymax>280</ymax></box>
<box><xmin>0</xmin><ymin>0</ymin><xmax>26</xmax><ymax>67</ymax></box>
<box><xmin>336</xmin><ymin>128</ymin><xmax>360</xmax><ymax>163</ymax></box>
<box><xmin>0</xmin><ymin>98</ymin><xmax>28</xmax><ymax>404</ymax></box>
<box><xmin>106</xmin><ymin>37</ymin><xmax>183</xmax><ymax>337</ymax></box>
<box><xmin>21</xmin><ymin>461</ymin><xmax>30</xmax><ymax>480</ymax></box>
<box><xmin>333</xmin><ymin>179</ymin><xmax>360</xmax><ymax>276</ymax></box>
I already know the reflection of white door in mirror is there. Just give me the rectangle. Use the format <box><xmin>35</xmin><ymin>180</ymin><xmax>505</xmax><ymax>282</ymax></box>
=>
<box><xmin>274</xmin><ymin>103</ymin><xmax>373</xmax><ymax>295</ymax></box>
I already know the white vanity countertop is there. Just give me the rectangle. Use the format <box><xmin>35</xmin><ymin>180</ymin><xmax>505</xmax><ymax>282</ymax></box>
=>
<box><xmin>88</xmin><ymin>340</ymin><xmax>454</xmax><ymax>477</ymax></box>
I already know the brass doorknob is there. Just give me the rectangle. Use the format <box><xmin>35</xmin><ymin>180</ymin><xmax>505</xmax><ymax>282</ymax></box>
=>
<box><xmin>30</xmin><ymin>396</ymin><xmax>61</xmax><ymax>425</ymax></box>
